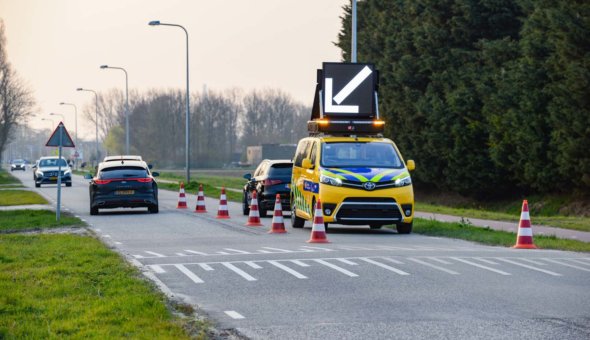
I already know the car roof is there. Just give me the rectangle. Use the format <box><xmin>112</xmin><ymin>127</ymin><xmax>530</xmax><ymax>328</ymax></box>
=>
<box><xmin>103</xmin><ymin>155</ymin><xmax>143</xmax><ymax>162</ymax></box>
<box><xmin>39</xmin><ymin>156</ymin><xmax>67</xmax><ymax>160</ymax></box>
<box><xmin>98</xmin><ymin>160</ymin><xmax>148</xmax><ymax>171</ymax></box>
<box><xmin>263</xmin><ymin>159</ymin><xmax>293</xmax><ymax>165</ymax></box>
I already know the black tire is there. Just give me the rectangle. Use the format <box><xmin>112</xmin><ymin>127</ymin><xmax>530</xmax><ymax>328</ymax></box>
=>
<box><xmin>66</xmin><ymin>182</ymin><xmax>72</xmax><ymax>187</ymax></box>
<box><xmin>396</xmin><ymin>222</ymin><xmax>413</xmax><ymax>234</ymax></box>
<box><xmin>90</xmin><ymin>203</ymin><xmax>99</xmax><ymax>216</ymax></box>
<box><xmin>35</xmin><ymin>183</ymin><xmax>40</xmax><ymax>188</ymax></box>
<box><xmin>242</xmin><ymin>192</ymin><xmax>250</xmax><ymax>216</ymax></box>
<box><xmin>370</xmin><ymin>224</ymin><xmax>382</xmax><ymax>230</ymax></box>
<box><xmin>290</xmin><ymin>197</ymin><xmax>305</xmax><ymax>228</ymax></box>
<box><xmin>149</xmin><ymin>204</ymin><xmax>159</xmax><ymax>214</ymax></box>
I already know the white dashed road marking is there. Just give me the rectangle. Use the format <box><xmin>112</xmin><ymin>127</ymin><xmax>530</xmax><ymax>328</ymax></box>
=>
<box><xmin>145</xmin><ymin>251</ymin><xmax>165</xmax><ymax>258</ymax></box>
<box><xmin>185</xmin><ymin>250</ymin><xmax>208</xmax><ymax>255</ymax></box>
<box><xmin>451</xmin><ymin>257</ymin><xmax>511</xmax><ymax>276</ymax></box>
<box><xmin>408</xmin><ymin>258</ymin><xmax>459</xmax><ymax>275</ymax></box>
<box><xmin>225</xmin><ymin>311</ymin><xmax>245</xmax><ymax>319</ymax></box>
<box><xmin>360</xmin><ymin>258</ymin><xmax>410</xmax><ymax>275</ymax></box>
<box><xmin>175</xmin><ymin>264</ymin><xmax>204</xmax><ymax>284</ymax></box>
<box><xmin>314</xmin><ymin>259</ymin><xmax>358</xmax><ymax>277</ymax></box>
<box><xmin>268</xmin><ymin>260</ymin><xmax>308</xmax><ymax>279</ymax></box>
<box><xmin>542</xmin><ymin>258</ymin><xmax>590</xmax><ymax>272</ymax></box>
<box><xmin>222</xmin><ymin>263</ymin><xmax>257</xmax><ymax>281</ymax></box>
<box><xmin>495</xmin><ymin>258</ymin><xmax>562</xmax><ymax>276</ymax></box>
<box><xmin>150</xmin><ymin>265</ymin><xmax>166</xmax><ymax>274</ymax></box>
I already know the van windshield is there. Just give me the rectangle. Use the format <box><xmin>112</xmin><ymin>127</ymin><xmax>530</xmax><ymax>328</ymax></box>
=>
<box><xmin>320</xmin><ymin>142</ymin><xmax>403</xmax><ymax>168</ymax></box>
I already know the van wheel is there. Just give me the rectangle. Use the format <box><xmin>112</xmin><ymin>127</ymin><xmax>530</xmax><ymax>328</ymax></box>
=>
<box><xmin>149</xmin><ymin>204</ymin><xmax>159</xmax><ymax>214</ymax></box>
<box><xmin>396</xmin><ymin>222</ymin><xmax>413</xmax><ymax>234</ymax></box>
<box><xmin>291</xmin><ymin>198</ymin><xmax>305</xmax><ymax>228</ymax></box>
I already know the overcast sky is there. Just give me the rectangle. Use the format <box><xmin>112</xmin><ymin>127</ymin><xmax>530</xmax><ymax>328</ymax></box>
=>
<box><xmin>0</xmin><ymin>0</ymin><xmax>349</xmax><ymax>138</ymax></box>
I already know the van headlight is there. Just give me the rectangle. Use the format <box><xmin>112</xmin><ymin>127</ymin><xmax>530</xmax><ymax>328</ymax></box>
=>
<box><xmin>320</xmin><ymin>174</ymin><xmax>342</xmax><ymax>187</ymax></box>
<box><xmin>394</xmin><ymin>176</ymin><xmax>412</xmax><ymax>187</ymax></box>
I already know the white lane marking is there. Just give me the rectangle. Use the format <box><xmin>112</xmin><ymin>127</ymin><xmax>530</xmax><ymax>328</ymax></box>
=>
<box><xmin>224</xmin><ymin>248</ymin><xmax>251</xmax><ymax>254</ymax></box>
<box><xmin>198</xmin><ymin>263</ymin><xmax>214</xmax><ymax>271</ymax></box>
<box><xmin>381</xmin><ymin>257</ymin><xmax>404</xmax><ymax>264</ymax></box>
<box><xmin>103</xmin><ymin>234</ymin><xmax>111</xmax><ymax>238</ymax></box>
<box><xmin>245</xmin><ymin>261</ymin><xmax>263</xmax><ymax>269</ymax></box>
<box><xmin>262</xmin><ymin>247</ymin><xmax>293</xmax><ymax>253</ymax></box>
<box><xmin>268</xmin><ymin>261</ymin><xmax>308</xmax><ymax>279</ymax></box>
<box><xmin>150</xmin><ymin>265</ymin><xmax>166</xmax><ymax>274</ymax></box>
<box><xmin>216</xmin><ymin>252</ymin><xmax>230</xmax><ymax>255</ymax></box>
<box><xmin>542</xmin><ymin>258</ymin><xmax>590</xmax><ymax>273</ymax></box>
<box><xmin>408</xmin><ymin>258</ymin><xmax>459</xmax><ymax>275</ymax></box>
<box><xmin>184</xmin><ymin>250</ymin><xmax>208</xmax><ymax>256</ymax></box>
<box><xmin>314</xmin><ymin>259</ymin><xmax>358</xmax><ymax>277</ymax></box>
<box><xmin>114</xmin><ymin>242</ymin><xmax>122</xmax><ymax>245</ymax></box>
<box><xmin>360</xmin><ymin>258</ymin><xmax>410</xmax><ymax>275</ymax></box>
<box><xmin>376</xmin><ymin>246</ymin><xmax>415</xmax><ymax>251</ymax></box>
<box><xmin>174</xmin><ymin>264</ymin><xmax>204</xmax><ymax>284</ymax></box>
<box><xmin>339</xmin><ymin>246</ymin><xmax>371</xmax><ymax>250</ymax></box>
<box><xmin>176</xmin><ymin>253</ymin><xmax>187</xmax><ymax>257</ymax></box>
<box><xmin>427</xmin><ymin>257</ymin><xmax>452</xmax><ymax>265</ymax></box>
<box><xmin>133</xmin><ymin>255</ymin><xmax>145</xmax><ymax>259</ymax></box>
<box><xmin>297</xmin><ymin>247</ymin><xmax>315</xmax><ymax>252</ymax></box>
<box><xmin>496</xmin><ymin>258</ymin><xmax>562</xmax><ymax>276</ymax></box>
<box><xmin>300</xmin><ymin>246</ymin><xmax>334</xmax><ymax>252</ymax></box>
<box><xmin>95</xmin><ymin>228</ymin><xmax>101</xmax><ymax>232</ymax></box>
<box><xmin>222</xmin><ymin>263</ymin><xmax>257</xmax><ymax>281</ymax></box>
<box><xmin>145</xmin><ymin>251</ymin><xmax>166</xmax><ymax>258</ymax></box>
<box><xmin>451</xmin><ymin>257</ymin><xmax>511</xmax><ymax>276</ymax></box>
<box><xmin>336</xmin><ymin>258</ymin><xmax>358</xmax><ymax>266</ymax></box>
<box><xmin>519</xmin><ymin>258</ymin><xmax>546</xmax><ymax>266</ymax></box>
<box><xmin>225</xmin><ymin>311</ymin><xmax>245</xmax><ymax>319</ymax></box>
<box><xmin>473</xmin><ymin>257</ymin><xmax>499</xmax><ymax>265</ymax></box>
<box><xmin>257</xmin><ymin>250</ymin><xmax>272</xmax><ymax>254</ymax></box>
<box><xmin>290</xmin><ymin>260</ymin><xmax>310</xmax><ymax>267</ymax></box>
<box><xmin>568</xmin><ymin>258</ymin><xmax>590</xmax><ymax>266</ymax></box>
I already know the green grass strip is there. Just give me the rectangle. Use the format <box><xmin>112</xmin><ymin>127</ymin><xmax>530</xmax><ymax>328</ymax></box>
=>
<box><xmin>159</xmin><ymin>172</ymin><xmax>245</xmax><ymax>190</ymax></box>
<box><xmin>416</xmin><ymin>202</ymin><xmax>590</xmax><ymax>233</ymax></box>
<box><xmin>159</xmin><ymin>181</ymin><xmax>243</xmax><ymax>203</ymax></box>
<box><xmin>0</xmin><ymin>190</ymin><xmax>48</xmax><ymax>206</ymax></box>
<box><xmin>0</xmin><ymin>210</ymin><xmax>81</xmax><ymax>232</ymax></box>
<box><xmin>0</xmin><ymin>234</ymin><xmax>193</xmax><ymax>339</ymax></box>
<box><xmin>413</xmin><ymin>218</ymin><xmax>590</xmax><ymax>253</ymax></box>
<box><xmin>0</xmin><ymin>169</ymin><xmax>20</xmax><ymax>185</ymax></box>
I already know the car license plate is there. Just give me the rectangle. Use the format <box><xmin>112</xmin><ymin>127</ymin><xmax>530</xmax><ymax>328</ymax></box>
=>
<box><xmin>115</xmin><ymin>190</ymin><xmax>134</xmax><ymax>195</ymax></box>
<box><xmin>50</xmin><ymin>176</ymin><xmax>57</xmax><ymax>180</ymax></box>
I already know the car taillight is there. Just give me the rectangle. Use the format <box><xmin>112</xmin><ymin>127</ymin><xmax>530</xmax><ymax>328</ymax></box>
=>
<box><xmin>94</xmin><ymin>179</ymin><xmax>111</xmax><ymax>185</ymax></box>
<box><xmin>136</xmin><ymin>178</ymin><xmax>153</xmax><ymax>183</ymax></box>
<box><xmin>263</xmin><ymin>179</ymin><xmax>282</xmax><ymax>186</ymax></box>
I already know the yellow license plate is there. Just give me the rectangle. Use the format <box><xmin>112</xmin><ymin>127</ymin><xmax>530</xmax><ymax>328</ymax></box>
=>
<box><xmin>115</xmin><ymin>190</ymin><xmax>134</xmax><ymax>195</ymax></box>
<box><xmin>50</xmin><ymin>177</ymin><xmax>57</xmax><ymax>180</ymax></box>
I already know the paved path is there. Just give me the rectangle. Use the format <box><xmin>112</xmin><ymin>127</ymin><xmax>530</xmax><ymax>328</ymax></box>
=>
<box><xmin>415</xmin><ymin>211</ymin><xmax>590</xmax><ymax>243</ymax></box>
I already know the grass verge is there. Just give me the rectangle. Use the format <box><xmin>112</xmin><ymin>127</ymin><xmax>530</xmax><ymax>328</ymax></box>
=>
<box><xmin>0</xmin><ymin>189</ymin><xmax>48</xmax><ymax>206</ymax></box>
<box><xmin>0</xmin><ymin>169</ymin><xmax>22</xmax><ymax>186</ymax></box>
<box><xmin>159</xmin><ymin>172</ymin><xmax>244</xmax><ymax>190</ymax></box>
<box><xmin>412</xmin><ymin>218</ymin><xmax>590</xmax><ymax>253</ymax></box>
<box><xmin>416</xmin><ymin>202</ymin><xmax>590</xmax><ymax>233</ymax></box>
<box><xmin>0</xmin><ymin>210</ymin><xmax>81</xmax><ymax>232</ymax></box>
<box><xmin>0</xmin><ymin>234</ymin><xmax>198</xmax><ymax>338</ymax></box>
<box><xmin>159</xmin><ymin>180</ymin><xmax>242</xmax><ymax>202</ymax></box>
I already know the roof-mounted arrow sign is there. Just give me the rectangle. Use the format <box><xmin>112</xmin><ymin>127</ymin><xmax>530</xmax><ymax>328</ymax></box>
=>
<box><xmin>322</xmin><ymin>62</ymin><xmax>376</xmax><ymax>117</ymax></box>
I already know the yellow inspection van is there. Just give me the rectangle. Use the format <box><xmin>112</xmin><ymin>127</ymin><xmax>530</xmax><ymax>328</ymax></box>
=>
<box><xmin>290</xmin><ymin>62</ymin><xmax>415</xmax><ymax>233</ymax></box>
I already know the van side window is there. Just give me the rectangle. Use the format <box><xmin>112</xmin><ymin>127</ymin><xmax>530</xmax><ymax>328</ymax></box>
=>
<box><xmin>294</xmin><ymin>141</ymin><xmax>309</xmax><ymax>167</ymax></box>
<box><xmin>309</xmin><ymin>142</ymin><xmax>317</xmax><ymax>166</ymax></box>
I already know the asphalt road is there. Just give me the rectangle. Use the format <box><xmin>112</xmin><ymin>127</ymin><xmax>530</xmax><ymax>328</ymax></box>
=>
<box><xmin>12</xmin><ymin>170</ymin><xmax>590</xmax><ymax>339</ymax></box>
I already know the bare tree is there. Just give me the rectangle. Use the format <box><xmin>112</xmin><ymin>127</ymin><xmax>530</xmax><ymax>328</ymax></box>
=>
<box><xmin>0</xmin><ymin>20</ymin><xmax>35</xmax><ymax>163</ymax></box>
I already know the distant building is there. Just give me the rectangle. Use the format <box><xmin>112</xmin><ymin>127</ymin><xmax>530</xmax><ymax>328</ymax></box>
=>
<box><xmin>246</xmin><ymin>143</ymin><xmax>296</xmax><ymax>165</ymax></box>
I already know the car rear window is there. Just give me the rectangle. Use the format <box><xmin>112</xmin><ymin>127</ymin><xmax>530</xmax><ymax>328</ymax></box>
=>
<box><xmin>99</xmin><ymin>166</ymin><xmax>148</xmax><ymax>179</ymax></box>
<box><xmin>268</xmin><ymin>164</ymin><xmax>293</xmax><ymax>176</ymax></box>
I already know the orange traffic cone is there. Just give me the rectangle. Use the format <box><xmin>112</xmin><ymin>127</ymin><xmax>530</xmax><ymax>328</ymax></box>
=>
<box><xmin>268</xmin><ymin>194</ymin><xmax>286</xmax><ymax>234</ymax></box>
<box><xmin>216</xmin><ymin>187</ymin><xmax>230</xmax><ymax>219</ymax></box>
<box><xmin>307</xmin><ymin>199</ymin><xmax>329</xmax><ymax>243</ymax></box>
<box><xmin>246</xmin><ymin>191</ymin><xmax>263</xmax><ymax>227</ymax></box>
<box><xmin>194</xmin><ymin>184</ymin><xmax>207</xmax><ymax>213</ymax></box>
<box><xmin>512</xmin><ymin>199</ymin><xmax>538</xmax><ymax>249</ymax></box>
<box><xmin>177</xmin><ymin>182</ymin><xmax>188</xmax><ymax>209</ymax></box>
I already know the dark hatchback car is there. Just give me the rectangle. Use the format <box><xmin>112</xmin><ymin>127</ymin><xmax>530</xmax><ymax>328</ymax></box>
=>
<box><xmin>242</xmin><ymin>159</ymin><xmax>293</xmax><ymax>216</ymax></box>
<box><xmin>85</xmin><ymin>160</ymin><xmax>159</xmax><ymax>215</ymax></box>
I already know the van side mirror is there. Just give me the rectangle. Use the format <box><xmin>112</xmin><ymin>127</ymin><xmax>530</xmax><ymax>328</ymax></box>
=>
<box><xmin>151</xmin><ymin>172</ymin><xmax>160</xmax><ymax>177</ymax></box>
<box><xmin>243</xmin><ymin>173</ymin><xmax>252</xmax><ymax>181</ymax></box>
<box><xmin>302</xmin><ymin>158</ymin><xmax>313</xmax><ymax>169</ymax></box>
<box><xmin>406</xmin><ymin>160</ymin><xmax>415</xmax><ymax>171</ymax></box>
<box><xmin>84</xmin><ymin>174</ymin><xmax>93</xmax><ymax>180</ymax></box>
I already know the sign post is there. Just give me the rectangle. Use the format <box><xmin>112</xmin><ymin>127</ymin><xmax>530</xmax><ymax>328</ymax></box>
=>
<box><xmin>46</xmin><ymin>121</ymin><xmax>75</xmax><ymax>222</ymax></box>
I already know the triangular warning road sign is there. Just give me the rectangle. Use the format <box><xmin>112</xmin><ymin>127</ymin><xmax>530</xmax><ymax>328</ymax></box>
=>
<box><xmin>46</xmin><ymin>121</ymin><xmax>75</xmax><ymax>148</ymax></box>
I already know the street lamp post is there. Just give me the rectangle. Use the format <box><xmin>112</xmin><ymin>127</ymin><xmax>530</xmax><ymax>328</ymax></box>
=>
<box><xmin>49</xmin><ymin>112</ymin><xmax>65</xmax><ymax>125</ymax></box>
<box><xmin>77</xmin><ymin>88</ymin><xmax>100</xmax><ymax>165</ymax></box>
<box><xmin>59</xmin><ymin>102</ymin><xmax>78</xmax><ymax>149</ymax></box>
<box><xmin>149</xmin><ymin>20</ymin><xmax>191</xmax><ymax>183</ymax></box>
<box><xmin>41</xmin><ymin>117</ymin><xmax>55</xmax><ymax>130</ymax></box>
<box><xmin>100</xmin><ymin>65</ymin><xmax>129</xmax><ymax>154</ymax></box>
<box><xmin>352</xmin><ymin>0</ymin><xmax>357</xmax><ymax>62</ymax></box>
